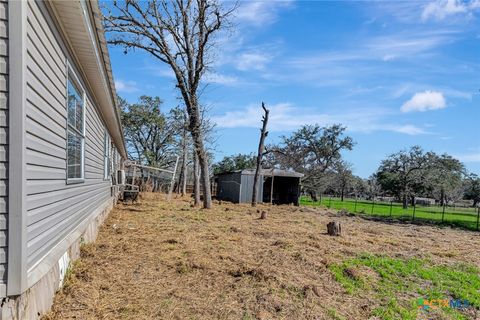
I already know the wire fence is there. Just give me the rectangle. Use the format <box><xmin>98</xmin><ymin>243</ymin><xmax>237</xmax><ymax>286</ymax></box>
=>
<box><xmin>300</xmin><ymin>196</ymin><xmax>480</xmax><ymax>231</ymax></box>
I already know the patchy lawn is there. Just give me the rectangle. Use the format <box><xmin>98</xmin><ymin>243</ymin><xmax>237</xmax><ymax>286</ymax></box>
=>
<box><xmin>44</xmin><ymin>193</ymin><xmax>480</xmax><ymax>320</ymax></box>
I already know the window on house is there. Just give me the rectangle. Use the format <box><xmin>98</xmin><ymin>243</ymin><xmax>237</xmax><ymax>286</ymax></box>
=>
<box><xmin>104</xmin><ymin>131</ymin><xmax>111</xmax><ymax>180</ymax></box>
<box><xmin>66</xmin><ymin>73</ymin><xmax>85</xmax><ymax>181</ymax></box>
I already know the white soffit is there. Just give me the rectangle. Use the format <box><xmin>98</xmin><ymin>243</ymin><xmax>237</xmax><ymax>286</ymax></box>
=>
<box><xmin>50</xmin><ymin>0</ymin><xmax>126</xmax><ymax>158</ymax></box>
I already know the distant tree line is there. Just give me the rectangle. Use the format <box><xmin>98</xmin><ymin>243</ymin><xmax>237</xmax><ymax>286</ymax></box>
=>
<box><xmin>374</xmin><ymin>146</ymin><xmax>478</xmax><ymax>208</ymax></box>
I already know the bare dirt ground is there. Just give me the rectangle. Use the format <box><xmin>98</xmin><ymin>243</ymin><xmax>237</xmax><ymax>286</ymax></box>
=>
<box><xmin>44</xmin><ymin>193</ymin><xmax>480</xmax><ymax>320</ymax></box>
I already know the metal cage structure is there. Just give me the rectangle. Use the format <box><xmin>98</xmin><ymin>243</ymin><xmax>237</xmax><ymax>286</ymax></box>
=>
<box><xmin>122</xmin><ymin>157</ymin><xmax>179</xmax><ymax>201</ymax></box>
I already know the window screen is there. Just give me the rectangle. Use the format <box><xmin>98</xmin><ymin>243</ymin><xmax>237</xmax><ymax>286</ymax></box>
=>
<box><xmin>104</xmin><ymin>131</ymin><xmax>111</xmax><ymax>180</ymax></box>
<box><xmin>67</xmin><ymin>75</ymin><xmax>85</xmax><ymax>181</ymax></box>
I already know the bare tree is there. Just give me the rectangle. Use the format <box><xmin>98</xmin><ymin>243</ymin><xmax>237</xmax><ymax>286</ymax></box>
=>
<box><xmin>252</xmin><ymin>103</ymin><xmax>269</xmax><ymax>207</ymax></box>
<box><xmin>104</xmin><ymin>0</ymin><xmax>235</xmax><ymax>209</ymax></box>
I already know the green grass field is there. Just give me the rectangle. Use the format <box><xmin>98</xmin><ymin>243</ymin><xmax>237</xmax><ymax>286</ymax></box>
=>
<box><xmin>300</xmin><ymin>196</ymin><xmax>480</xmax><ymax>231</ymax></box>
<box><xmin>330</xmin><ymin>253</ymin><xmax>480</xmax><ymax>320</ymax></box>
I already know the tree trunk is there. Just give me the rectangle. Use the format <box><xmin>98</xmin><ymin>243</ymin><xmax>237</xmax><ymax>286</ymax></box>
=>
<box><xmin>181</xmin><ymin>166</ymin><xmax>187</xmax><ymax>196</ymax></box>
<box><xmin>327</xmin><ymin>221</ymin><xmax>342</xmax><ymax>236</ymax></box>
<box><xmin>402</xmin><ymin>195</ymin><xmax>408</xmax><ymax>209</ymax></box>
<box><xmin>309</xmin><ymin>190</ymin><xmax>318</xmax><ymax>202</ymax></box>
<box><xmin>260</xmin><ymin>210</ymin><xmax>267</xmax><ymax>219</ymax></box>
<box><xmin>341</xmin><ymin>188</ymin><xmax>345</xmax><ymax>202</ymax></box>
<box><xmin>181</xmin><ymin>123</ymin><xmax>188</xmax><ymax>196</ymax></box>
<box><xmin>176</xmin><ymin>165</ymin><xmax>184</xmax><ymax>194</ymax></box>
<box><xmin>198</xmin><ymin>149</ymin><xmax>212</xmax><ymax>209</ymax></box>
<box><xmin>178</xmin><ymin>133</ymin><xmax>188</xmax><ymax>196</ymax></box>
<box><xmin>252</xmin><ymin>103</ymin><xmax>269</xmax><ymax>207</ymax></box>
<box><xmin>188</xmin><ymin>98</ymin><xmax>212</xmax><ymax>209</ymax></box>
<box><xmin>193</xmin><ymin>150</ymin><xmax>201</xmax><ymax>207</ymax></box>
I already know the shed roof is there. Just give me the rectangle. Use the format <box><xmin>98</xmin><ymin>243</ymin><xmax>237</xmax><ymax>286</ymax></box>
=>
<box><xmin>216</xmin><ymin>168</ymin><xmax>304</xmax><ymax>178</ymax></box>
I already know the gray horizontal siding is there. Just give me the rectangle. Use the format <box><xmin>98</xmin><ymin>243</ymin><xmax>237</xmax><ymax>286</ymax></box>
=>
<box><xmin>0</xmin><ymin>0</ymin><xmax>7</xmax><ymax>284</ymax></box>
<box><xmin>25</xmin><ymin>1</ymin><xmax>115</xmax><ymax>272</ymax></box>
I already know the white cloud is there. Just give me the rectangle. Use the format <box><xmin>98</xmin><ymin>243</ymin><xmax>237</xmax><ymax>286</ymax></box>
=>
<box><xmin>422</xmin><ymin>0</ymin><xmax>466</xmax><ymax>21</ymax></box>
<box><xmin>259</xmin><ymin>29</ymin><xmax>458</xmax><ymax>88</ymax></box>
<box><xmin>382</xmin><ymin>54</ymin><xmax>396</xmax><ymax>61</ymax></box>
<box><xmin>212</xmin><ymin>103</ymin><xmax>429</xmax><ymax>135</ymax></box>
<box><xmin>204</xmin><ymin>72</ymin><xmax>239</xmax><ymax>85</ymax></box>
<box><xmin>390</xmin><ymin>124</ymin><xmax>428</xmax><ymax>135</ymax></box>
<box><xmin>401</xmin><ymin>90</ymin><xmax>446</xmax><ymax>112</ymax></box>
<box><xmin>234</xmin><ymin>0</ymin><xmax>294</xmax><ymax>26</ymax></box>
<box><xmin>115</xmin><ymin>79</ymin><xmax>139</xmax><ymax>93</ymax></box>
<box><xmin>366</xmin><ymin>30</ymin><xmax>458</xmax><ymax>59</ymax></box>
<box><xmin>235</xmin><ymin>52</ymin><xmax>272</xmax><ymax>71</ymax></box>
<box><xmin>421</xmin><ymin>0</ymin><xmax>480</xmax><ymax>21</ymax></box>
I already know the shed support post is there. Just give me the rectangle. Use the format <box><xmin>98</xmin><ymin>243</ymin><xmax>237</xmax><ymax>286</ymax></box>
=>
<box><xmin>270</xmin><ymin>171</ymin><xmax>274</xmax><ymax>204</ymax></box>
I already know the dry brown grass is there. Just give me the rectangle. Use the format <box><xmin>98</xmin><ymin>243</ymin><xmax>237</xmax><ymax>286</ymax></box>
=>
<box><xmin>44</xmin><ymin>193</ymin><xmax>480</xmax><ymax>320</ymax></box>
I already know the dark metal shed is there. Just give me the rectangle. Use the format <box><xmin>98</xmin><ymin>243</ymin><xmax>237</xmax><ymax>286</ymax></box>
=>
<box><xmin>214</xmin><ymin>169</ymin><xmax>304</xmax><ymax>205</ymax></box>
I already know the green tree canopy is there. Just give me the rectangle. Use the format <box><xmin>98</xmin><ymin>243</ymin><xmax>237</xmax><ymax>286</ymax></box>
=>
<box><xmin>375</xmin><ymin>146</ymin><xmax>430</xmax><ymax>208</ymax></box>
<box><xmin>464</xmin><ymin>173</ymin><xmax>480</xmax><ymax>207</ymax></box>
<box><xmin>425</xmin><ymin>153</ymin><xmax>465</xmax><ymax>205</ymax></box>
<box><xmin>212</xmin><ymin>153</ymin><xmax>257</xmax><ymax>175</ymax></box>
<box><xmin>120</xmin><ymin>95</ymin><xmax>177</xmax><ymax>167</ymax></box>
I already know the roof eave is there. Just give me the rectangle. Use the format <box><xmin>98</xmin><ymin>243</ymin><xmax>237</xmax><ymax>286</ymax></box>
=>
<box><xmin>48</xmin><ymin>0</ymin><xmax>127</xmax><ymax>158</ymax></box>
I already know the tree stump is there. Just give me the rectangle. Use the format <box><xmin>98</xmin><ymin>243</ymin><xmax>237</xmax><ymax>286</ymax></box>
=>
<box><xmin>327</xmin><ymin>221</ymin><xmax>341</xmax><ymax>236</ymax></box>
<box><xmin>260</xmin><ymin>210</ymin><xmax>267</xmax><ymax>219</ymax></box>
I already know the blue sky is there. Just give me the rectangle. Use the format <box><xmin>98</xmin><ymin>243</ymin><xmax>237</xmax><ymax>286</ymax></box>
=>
<box><xmin>108</xmin><ymin>0</ymin><xmax>480</xmax><ymax>178</ymax></box>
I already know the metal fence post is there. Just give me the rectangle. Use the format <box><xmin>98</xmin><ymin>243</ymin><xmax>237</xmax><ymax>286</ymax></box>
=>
<box><xmin>412</xmin><ymin>202</ymin><xmax>416</xmax><ymax>221</ymax></box>
<box><xmin>354</xmin><ymin>197</ymin><xmax>358</xmax><ymax>213</ymax></box>
<box><xmin>371</xmin><ymin>199</ymin><xmax>375</xmax><ymax>214</ymax></box>
<box><xmin>389</xmin><ymin>201</ymin><xmax>393</xmax><ymax>217</ymax></box>
<box><xmin>328</xmin><ymin>196</ymin><xmax>332</xmax><ymax>208</ymax></box>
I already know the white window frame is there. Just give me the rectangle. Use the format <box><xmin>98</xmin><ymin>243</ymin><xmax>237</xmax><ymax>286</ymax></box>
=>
<box><xmin>104</xmin><ymin>130</ymin><xmax>111</xmax><ymax>180</ymax></box>
<box><xmin>66</xmin><ymin>64</ymin><xmax>86</xmax><ymax>184</ymax></box>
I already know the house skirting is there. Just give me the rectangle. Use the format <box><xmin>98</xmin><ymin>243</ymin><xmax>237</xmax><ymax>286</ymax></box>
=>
<box><xmin>0</xmin><ymin>195</ymin><xmax>119</xmax><ymax>320</ymax></box>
